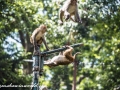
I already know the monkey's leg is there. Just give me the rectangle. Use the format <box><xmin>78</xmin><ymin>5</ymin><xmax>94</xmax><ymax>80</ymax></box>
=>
<box><xmin>59</xmin><ymin>9</ymin><xmax>64</xmax><ymax>25</ymax></box>
<box><xmin>75</xmin><ymin>10</ymin><xmax>82</xmax><ymax>23</ymax></box>
<box><xmin>33</xmin><ymin>37</ymin><xmax>39</xmax><ymax>55</ymax></box>
<box><xmin>44</xmin><ymin>60</ymin><xmax>57</xmax><ymax>67</ymax></box>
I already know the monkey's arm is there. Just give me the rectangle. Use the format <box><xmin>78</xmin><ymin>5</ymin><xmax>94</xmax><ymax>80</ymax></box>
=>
<box><xmin>42</xmin><ymin>37</ymin><xmax>49</xmax><ymax>51</ymax></box>
<box><xmin>75</xmin><ymin>6</ymin><xmax>82</xmax><ymax>23</ymax></box>
<box><xmin>44</xmin><ymin>56</ymin><xmax>61</xmax><ymax>67</ymax></box>
<box><xmin>59</xmin><ymin>9</ymin><xmax>64</xmax><ymax>25</ymax></box>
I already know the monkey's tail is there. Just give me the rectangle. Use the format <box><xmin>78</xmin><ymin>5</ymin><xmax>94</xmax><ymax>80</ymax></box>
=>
<box><xmin>73</xmin><ymin>52</ymin><xmax>81</xmax><ymax>60</ymax></box>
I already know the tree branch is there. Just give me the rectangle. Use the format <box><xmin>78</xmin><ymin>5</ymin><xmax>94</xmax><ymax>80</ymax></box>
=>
<box><xmin>77</xmin><ymin>75</ymin><xmax>86</xmax><ymax>84</ymax></box>
<box><xmin>18</xmin><ymin>30</ymin><xmax>26</xmax><ymax>48</ymax></box>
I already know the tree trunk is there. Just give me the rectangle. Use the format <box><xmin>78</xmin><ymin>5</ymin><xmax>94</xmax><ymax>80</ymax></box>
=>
<box><xmin>19</xmin><ymin>30</ymin><xmax>33</xmax><ymax>74</ymax></box>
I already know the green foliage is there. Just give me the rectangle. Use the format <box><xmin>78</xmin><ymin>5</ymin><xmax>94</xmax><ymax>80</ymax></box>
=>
<box><xmin>0</xmin><ymin>0</ymin><xmax>120</xmax><ymax>90</ymax></box>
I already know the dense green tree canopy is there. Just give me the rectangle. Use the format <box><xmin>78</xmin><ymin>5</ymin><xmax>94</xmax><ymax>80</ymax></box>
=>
<box><xmin>0</xmin><ymin>0</ymin><xmax>120</xmax><ymax>90</ymax></box>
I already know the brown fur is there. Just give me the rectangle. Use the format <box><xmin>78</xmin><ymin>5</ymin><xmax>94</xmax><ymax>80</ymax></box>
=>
<box><xmin>44</xmin><ymin>46</ymin><xmax>80</xmax><ymax>67</ymax></box>
<box><xmin>30</xmin><ymin>24</ymin><xmax>49</xmax><ymax>54</ymax></box>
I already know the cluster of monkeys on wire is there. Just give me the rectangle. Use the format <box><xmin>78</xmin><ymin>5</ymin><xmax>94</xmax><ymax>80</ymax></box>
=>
<box><xmin>30</xmin><ymin>0</ymin><xmax>81</xmax><ymax>67</ymax></box>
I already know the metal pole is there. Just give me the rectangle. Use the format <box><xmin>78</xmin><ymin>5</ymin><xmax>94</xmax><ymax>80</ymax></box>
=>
<box><xmin>39</xmin><ymin>56</ymin><xmax>44</xmax><ymax>76</ymax></box>
<box><xmin>41</xmin><ymin>43</ymin><xmax>83</xmax><ymax>55</ymax></box>
<box><xmin>32</xmin><ymin>55</ymin><xmax>40</xmax><ymax>90</ymax></box>
<box><xmin>72</xmin><ymin>60</ymin><xmax>77</xmax><ymax>90</ymax></box>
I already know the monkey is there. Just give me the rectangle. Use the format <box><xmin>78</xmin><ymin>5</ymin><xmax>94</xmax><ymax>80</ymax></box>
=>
<box><xmin>30</xmin><ymin>24</ymin><xmax>49</xmax><ymax>54</ymax></box>
<box><xmin>44</xmin><ymin>46</ymin><xmax>80</xmax><ymax>67</ymax></box>
<box><xmin>58</xmin><ymin>0</ymin><xmax>82</xmax><ymax>25</ymax></box>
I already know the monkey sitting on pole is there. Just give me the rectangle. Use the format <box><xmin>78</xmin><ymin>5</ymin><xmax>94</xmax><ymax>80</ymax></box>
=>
<box><xmin>44</xmin><ymin>46</ymin><xmax>80</xmax><ymax>67</ymax></box>
<box><xmin>58</xmin><ymin>0</ymin><xmax>82</xmax><ymax>25</ymax></box>
<box><xmin>30</xmin><ymin>24</ymin><xmax>49</xmax><ymax>55</ymax></box>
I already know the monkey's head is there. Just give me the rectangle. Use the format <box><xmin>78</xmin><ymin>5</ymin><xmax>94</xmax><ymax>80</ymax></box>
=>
<box><xmin>70</xmin><ymin>0</ymin><xmax>77</xmax><ymax>5</ymax></box>
<box><xmin>39</xmin><ymin>24</ymin><xmax>47</xmax><ymax>33</ymax></box>
<box><xmin>66</xmin><ymin>45</ymin><xmax>74</xmax><ymax>51</ymax></box>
